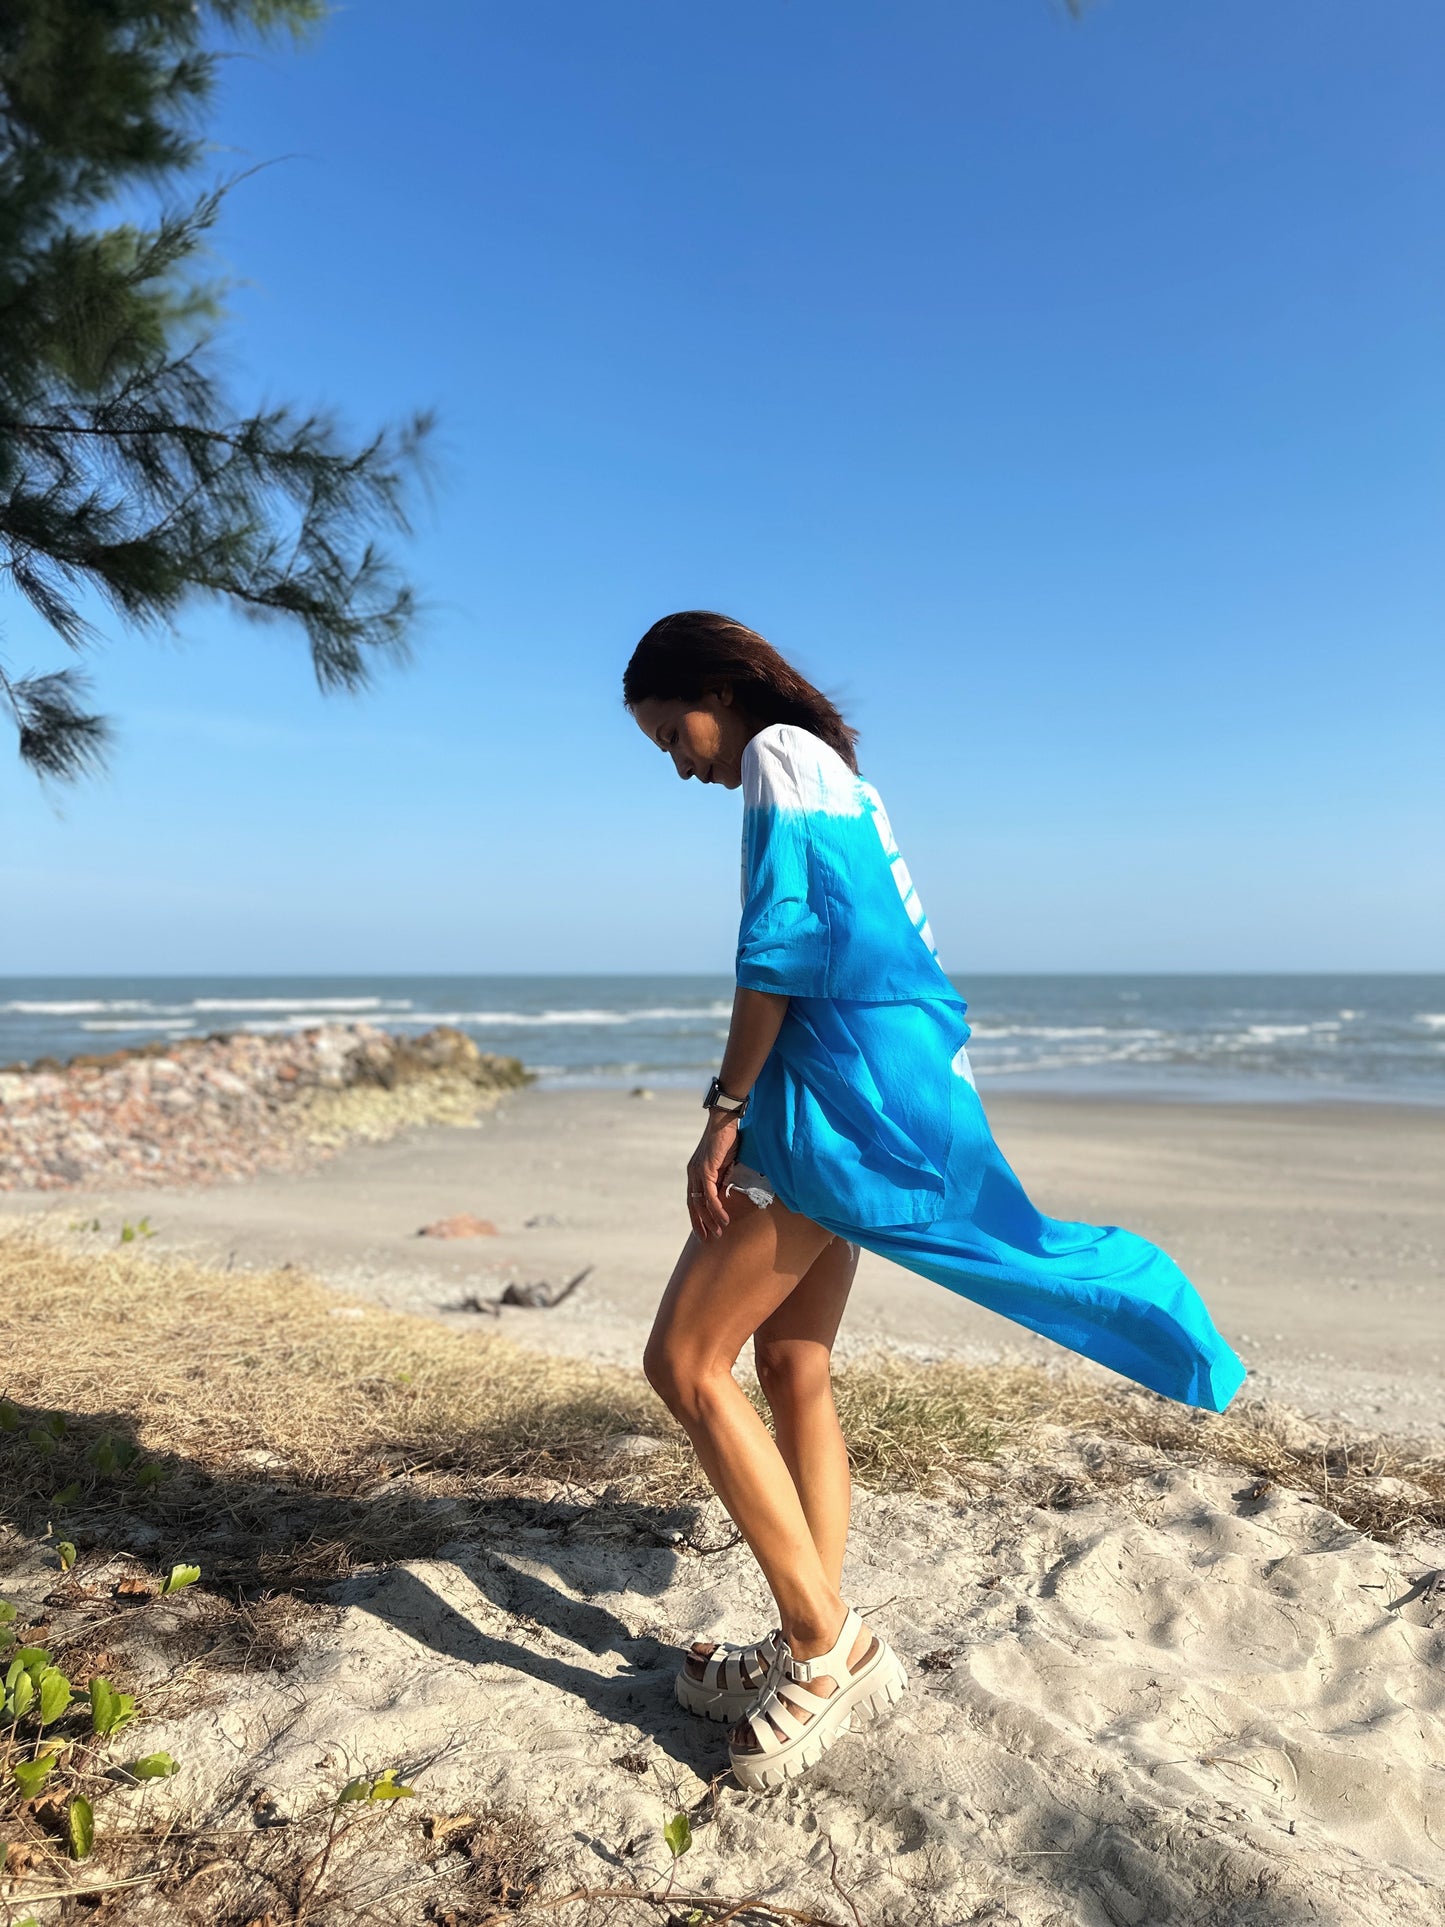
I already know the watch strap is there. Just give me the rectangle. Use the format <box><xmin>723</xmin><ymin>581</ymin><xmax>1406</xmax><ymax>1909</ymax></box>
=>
<box><xmin>704</xmin><ymin>1076</ymin><xmax>747</xmax><ymax>1114</ymax></box>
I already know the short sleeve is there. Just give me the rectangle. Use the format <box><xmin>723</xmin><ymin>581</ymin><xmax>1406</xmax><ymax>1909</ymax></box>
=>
<box><xmin>735</xmin><ymin>723</ymin><xmax>963</xmax><ymax>1007</ymax></box>
<box><xmin>734</xmin><ymin>727</ymin><xmax>836</xmax><ymax>997</ymax></box>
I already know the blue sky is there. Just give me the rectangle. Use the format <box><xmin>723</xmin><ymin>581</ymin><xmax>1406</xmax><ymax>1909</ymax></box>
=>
<box><xmin>2</xmin><ymin>0</ymin><xmax>1441</xmax><ymax>974</ymax></box>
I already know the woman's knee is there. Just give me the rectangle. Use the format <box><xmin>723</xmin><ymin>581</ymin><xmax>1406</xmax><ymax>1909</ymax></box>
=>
<box><xmin>754</xmin><ymin>1335</ymin><xmax>833</xmax><ymax>1411</ymax></box>
<box><xmin>643</xmin><ymin>1334</ymin><xmax>730</xmax><ymax>1424</ymax></box>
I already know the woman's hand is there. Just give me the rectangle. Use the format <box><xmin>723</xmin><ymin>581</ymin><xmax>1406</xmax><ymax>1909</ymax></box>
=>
<box><xmin>685</xmin><ymin>985</ymin><xmax>787</xmax><ymax>1242</ymax></box>
<box><xmin>687</xmin><ymin>1110</ymin><xmax>741</xmax><ymax>1242</ymax></box>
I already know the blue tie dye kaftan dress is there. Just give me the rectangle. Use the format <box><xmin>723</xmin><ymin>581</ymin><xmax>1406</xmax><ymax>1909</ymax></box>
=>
<box><xmin>731</xmin><ymin>723</ymin><xmax>1245</xmax><ymax>1414</ymax></box>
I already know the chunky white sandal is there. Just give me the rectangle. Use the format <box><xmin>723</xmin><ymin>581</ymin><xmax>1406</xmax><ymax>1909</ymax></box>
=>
<box><xmin>728</xmin><ymin>1605</ymin><xmax>908</xmax><ymax>1792</ymax></box>
<box><xmin>675</xmin><ymin>1628</ymin><xmax>784</xmax><ymax>1723</ymax></box>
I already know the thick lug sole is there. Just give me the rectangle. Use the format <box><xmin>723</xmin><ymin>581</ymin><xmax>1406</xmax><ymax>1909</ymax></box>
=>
<box><xmin>674</xmin><ymin>1670</ymin><xmax>762</xmax><ymax>1723</ymax></box>
<box><xmin>729</xmin><ymin>1646</ymin><xmax>908</xmax><ymax>1792</ymax></box>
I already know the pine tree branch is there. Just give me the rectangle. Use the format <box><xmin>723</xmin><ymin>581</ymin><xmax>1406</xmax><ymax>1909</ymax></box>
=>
<box><xmin>0</xmin><ymin>1</ymin><xmax>434</xmax><ymax>780</ymax></box>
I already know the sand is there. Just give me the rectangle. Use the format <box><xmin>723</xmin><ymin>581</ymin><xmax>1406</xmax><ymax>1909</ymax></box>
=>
<box><xmin>3</xmin><ymin>1089</ymin><xmax>1442</xmax><ymax>1924</ymax></box>
<box><xmin>8</xmin><ymin>1085</ymin><xmax>1443</xmax><ymax>1437</ymax></box>
<box><xmin>7</xmin><ymin>1430</ymin><xmax>1439</xmax><ymax>1924</ymax></box>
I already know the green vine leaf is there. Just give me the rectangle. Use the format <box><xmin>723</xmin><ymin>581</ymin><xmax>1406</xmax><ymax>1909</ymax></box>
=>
<box><xmin>10</xmin><ymin>1757</ymin><xmax>54</xmax><ymax>1800</ymax></box>
<box><xmin>368</xmin><ymin>1769</ymin><xmax>416</xmax><ymax>1801</ymax></box>
<box><xmin>663</xmin><ymin>1810</ymin><xmax>693</xmax><ymax>1859</ymax></box>
<box><xmin>90</xmin><ymin>1676</ymin><xmax>137</xmax><ymax>1738</ymax></box>
<box><xmin>36</xmin><ymin>1667</ymin><xmax>72</xmax><ymax>1725</ymax></box>
<box><xmin>67</xmin><ymin>1795</ymin><xmax>94</xmax><ymax>1860</ymax></box>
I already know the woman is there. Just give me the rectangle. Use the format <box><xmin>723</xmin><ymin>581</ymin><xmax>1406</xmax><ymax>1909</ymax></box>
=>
<box><xmin>625</xmin><ymin>611</ymin><xmax>1245</xmax><ymax>1793</ymax></box>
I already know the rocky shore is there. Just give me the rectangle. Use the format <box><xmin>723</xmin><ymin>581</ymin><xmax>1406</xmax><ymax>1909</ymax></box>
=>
<box><xmin>0</xmin><ymin>1023</ymin><xmax>529</xmax><ymax>1191</ymax></box>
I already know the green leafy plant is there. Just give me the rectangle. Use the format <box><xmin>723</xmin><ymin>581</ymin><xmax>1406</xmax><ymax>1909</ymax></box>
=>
<box><xmin>663</xmin><ymin>1810</ymin><xmax>693</xmax><ymax>1859</ymax></box>
<box><xmin>36</xmin><ymin>1667</ymin><xmax>73</xmax><ymax>1726</ymax></box>
<box><xmin>335</xmin><ymin>1769</ymin><xmax>416</xmax><ymax>1807</ymax></box>
<box><xmin>134</xmin><ymin>1462</ymin><xmax>168</xmax><ymax>1489</ymax></box>
<box><xmin>6</xmin><ymin>1668</ymin><xmax>34</xmax><ymax>1720</ymax></box>
<box><xmin>161</xmin><ymin>1563</ymin><xmax>201</xmax><ymax>1595</ymax></box>
<box><xmin>10</xmin><ymin>1756</ymin><xmax>54</xmax><ymax>1800</ymax></box>
<box><xmin>56</xmin><ymin>1542</ymin><xmax>77</xmax><ymax>1571</ymax></box>
<box><xmin>86</xmin><ymin>1437</ymin><xmax>119</xmax><ymax>1475</ymax></box>
<box><xmin>67</xmin><ymin>1795</ymin><xmax>94</xmax><ymax>1860</ymax></box>
<box><xmin>0</xmin><ymin>1399</ymin><xmax>19</xmax><ymax>1431</ymax></box>
<box><xmin>90</xmin><ymin>1677</ymin><xmax>138</xmax><ymax>1738</ymax></box>
<box><xmin>6</xmin><ymin>1648</ymin><xmax>53</xmax><ymax>1719</ymax></box>
<box><xmin>369</xmin><ymin>1769</ymin><xmax>415</xmax><ymax>1801</ymax></box>
<box><xmin>25</xmin><ymin>1430</ymin><xmax>55</xmax><ymax>1459</ymax></box>
<box><xmin>52</xmin><ymin>1483</ymin><xmax>81</xmax><ymax>1508</ymax></box>
<box><xmin>119</xmin><ymin>1219</ymin><xmax>157</xmax><ymax>1244</ymax></box>
<box><xmin>126</xmin><ymin>1750</ymin><xmax>179</xmax><ymax>1781</ymax></box>
<box><xmin>0</xmin><ymin>1600</ymin><xmax>16</xmax><ymax>1624</ymax></box>
<box><xmin>36</xmin><ymin>1666</ymin><xmax>73</xmax><ymax>1726</ymax></box>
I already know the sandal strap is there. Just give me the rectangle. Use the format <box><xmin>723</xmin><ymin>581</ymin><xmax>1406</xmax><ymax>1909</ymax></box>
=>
<box><xmin>744</xmin><ymin>1678</ymin><xmax>813</xmax><ymax>1748</ymax></box>
<box><xmin>738</xmin><ymin>1631</ymin><xmax>868</xmax><ymax>1759</ymax></box>
<box><xmin>697</xmin><ymin>1629</ymin><xmax>781</xmax><ymax>1694</ymax></box>
<box><xmin>786</xmin><ymin>1605</ymin><xmax>862</xmax><ymax>1685</ymax></box>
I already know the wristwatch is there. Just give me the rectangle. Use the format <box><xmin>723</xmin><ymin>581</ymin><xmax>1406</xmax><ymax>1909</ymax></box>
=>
<box><xmin>703</xmin><ymin>1076</ymin><xmax>748</xmax><ymax>1116</ymax></box>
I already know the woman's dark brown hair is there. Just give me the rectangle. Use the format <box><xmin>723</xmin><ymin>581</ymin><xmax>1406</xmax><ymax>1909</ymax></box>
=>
<box><xmin>623</xmin><ymin>611</ymin><xmax>859</xmax><ymax>772</ymax></box>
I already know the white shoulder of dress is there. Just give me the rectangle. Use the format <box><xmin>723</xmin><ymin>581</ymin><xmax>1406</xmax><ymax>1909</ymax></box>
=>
<box><xmin>741</xmin><ymin>723</ymin><xmax>863</xmax><ymax>817</ymax></box>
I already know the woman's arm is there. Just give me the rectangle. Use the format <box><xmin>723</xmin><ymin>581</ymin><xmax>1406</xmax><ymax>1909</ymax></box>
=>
<box><xmin>686</xmin><ymin>986</ymin><xmax>789</xmax><ymax>1242</ymax></box>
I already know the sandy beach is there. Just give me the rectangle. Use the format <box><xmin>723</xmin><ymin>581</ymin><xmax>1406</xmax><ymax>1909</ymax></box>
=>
<box><xmin>2</xmin><ymin>1085</ymin><xmax>1442</xmax><ymax>1924</ymax></box>
<box><xmin>8</xmin><ymin>1083</ymin><xmax>1443</xmax><ymax>1438</ymax></box>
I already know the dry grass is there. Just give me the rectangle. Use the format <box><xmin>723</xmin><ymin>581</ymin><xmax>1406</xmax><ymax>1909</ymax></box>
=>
<box><xmin>0</xmin><ymin>1225</ymin><xmax>697</xmax><ymax>1598</ymax></box>
<box><xmin>836</xmin><ymin>1350</ymin><xmax>1445</xmax><ymax>1540</ymax></box>
<box><xmin>0</xmin><ymin>1226</ymin><xmax>1440</xmax><ymax>1595</ymax></box>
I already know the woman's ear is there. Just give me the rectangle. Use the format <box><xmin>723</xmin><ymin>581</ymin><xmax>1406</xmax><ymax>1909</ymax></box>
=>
<box><xmin>717</xmin><ymin>682</ymin><xmax>733</xmax><ymax>708</ymax></box>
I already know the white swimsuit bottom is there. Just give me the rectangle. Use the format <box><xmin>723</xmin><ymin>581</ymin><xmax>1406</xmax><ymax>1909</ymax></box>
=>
<box><xmin>723</xmin><ymin>1162</ymin><xmax>778</xmax><ymax>1210</ymax></box>
<box><xmin>722</xmin><ymin>1161</ymin><xmax>858</xmax><ymax>1256</ymax></box>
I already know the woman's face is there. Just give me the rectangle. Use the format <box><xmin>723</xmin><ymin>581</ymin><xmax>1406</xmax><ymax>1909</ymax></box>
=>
<box><xmin>631</xmin><ymin>689</ymin><xmax>755</xmax><ymax>790</ymax></box>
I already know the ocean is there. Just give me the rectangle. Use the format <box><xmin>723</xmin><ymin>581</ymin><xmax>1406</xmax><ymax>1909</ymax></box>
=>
<box><xmin>1</xmin><ymin>974</ymin><xmax>1441</xmax><ymax>1105</ymax></box>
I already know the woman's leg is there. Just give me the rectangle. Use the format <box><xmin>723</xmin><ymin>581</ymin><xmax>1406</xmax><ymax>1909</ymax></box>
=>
<box><xmin>645</xmin><ymin>1200</ymin><xmax>874</xmax><ymax>1735</ymax></box>
<box><xmin>684</xmin><ymin>1232</ymin><xmax>858</xmax><ymax>1679</ymax></box>
<box><xmin>752</xmin><ymin>1235</ymin><xmax>859</xmax><ymax>1589</ymax></box>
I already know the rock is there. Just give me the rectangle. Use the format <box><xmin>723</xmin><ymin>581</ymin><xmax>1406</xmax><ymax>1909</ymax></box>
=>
<box><xmin>417</xmin><ymin>1215</ymin><xmax>499</xmax><ymax>1239</ymax></box>
<box><xmin>0</xmin><ymin>1024</ymin><xmax>530</xmax><ymax>1193</ymax></box>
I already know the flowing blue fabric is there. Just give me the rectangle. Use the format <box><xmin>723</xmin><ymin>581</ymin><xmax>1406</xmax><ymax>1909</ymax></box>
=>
<box><xmin>733</xmin><ymin>723</ymin><xmax>1246</xmax><ymax>1413</ymax></box>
